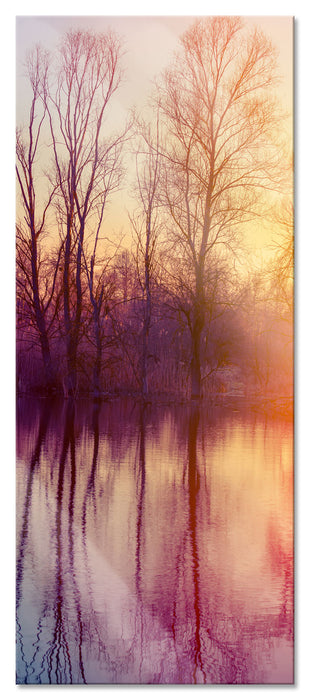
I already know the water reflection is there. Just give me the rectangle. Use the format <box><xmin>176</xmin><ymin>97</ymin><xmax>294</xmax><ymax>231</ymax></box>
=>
<box><xmin>186</xmin><ymin>407</ymin><xmax>205</xmax><ymax>683</ymax></box>
<box><xmin>16</xmin><ymin>398</ymin><xmax>293</xmax><ymax>684</ymax></box>
<box><xmin>16</xmin><ymin>400</ymin><xmax>50</xmax><ymax>612</ymax></box>
<box><xmin>135</xmin><ymin>406</ymin><xmax>146</xmax><ymax>599</ymax></box>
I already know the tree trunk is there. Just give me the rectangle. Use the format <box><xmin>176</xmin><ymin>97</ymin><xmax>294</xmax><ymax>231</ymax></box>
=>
<box><xmin>141</xmin><ymin>211</ymin><xmax>152</xmax><ymax>401</ymax></box>
<box><xmin>39</xmin><ymin>328</ymin><xmax>55</xmax><ymax>391</ymax></box>
<box><xmin>93</xmin><ymin>327</ymin><xmax>102</xmax><ymax>398</ymax></box>
<box><xmin>141</xmin><ymin>296</ymin><xmax>151</xmax><ymax>400</ymax></box>
<box><xmin>30</xmin><ymin>238</ymin><xmax>56</xmax><ymax>391</ymax></box>
<box><xmin>190</xmin><ymin>283</ymin><xmax>204</xmax><ymax>400</ymax></box>
<box><xmin>190</xmin><ymin>324</ymin><xmax>202</xmax><ymax>400</ymax></box>
<box><xmin>63</xmin><ymin>213</ymin><xmax>82</xmax><ymax>398</ymax></box>
<box><xmin>66</xmin><ymin>338</ymin><xmax>78</xmax><ymax>398</ymax></box>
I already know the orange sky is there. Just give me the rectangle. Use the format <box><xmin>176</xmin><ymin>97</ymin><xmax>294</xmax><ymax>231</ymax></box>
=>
<box><xmin>15</xmin><ymin>15</ymin><xmax>293</xmax><ymax>252</ymax></box>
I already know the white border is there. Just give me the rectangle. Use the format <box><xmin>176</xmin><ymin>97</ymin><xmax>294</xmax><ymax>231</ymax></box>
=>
<box><xmin>2</xmin><ymin>2</ymin><xmax>309</xmax><ymax>697</ymax></box>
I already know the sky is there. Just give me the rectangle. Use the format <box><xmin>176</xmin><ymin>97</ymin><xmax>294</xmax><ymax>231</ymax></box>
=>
<box><xmin>16</xmin><ymin>15</ymin><xmax>293</xmax><ymax>123</ymax></box>
<box><xmin>15</xmin><ymin>14</ymin><xmax>293</xmax><ymax>250</ymax></box>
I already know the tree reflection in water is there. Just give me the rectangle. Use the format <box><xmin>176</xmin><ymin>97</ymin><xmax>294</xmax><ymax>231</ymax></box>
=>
<box><xmin>82</xmin><ymin>400</ymin><xmax>100</xmax><ymax>526</ymax></box>
<box><xmin>49</xmin><ymin>400</ymin><xmax>75</xmax><ymax>683</ymax></box>
<box><xmin>16</xmin><ymin>400</ymin><xmax>51</xmax><ymax>683</ymax></box>
<box><xmin>16</xmin><ymin>398</ymin><xmax>294</xmax><ymax>684</ymax></box>
<box><xmin>135</xmin><ymin>405</ymin><xmax>146</xmax><ymax>600</ymax></box>
<box><xmin>16</xmin><ymin>401</ymin><xmax>50</xmax><ymax>611</ymax></box>
<box><xmin>186</xmin><ymin>406</ymin><xmax>206</xmax><ymax>683</ymax></box>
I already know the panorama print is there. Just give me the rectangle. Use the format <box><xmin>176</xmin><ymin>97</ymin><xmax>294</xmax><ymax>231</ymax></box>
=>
<box><xmin>16</xmin><ymin>15</ymin><xmax>293</xmax><ymax>685</ymax></box>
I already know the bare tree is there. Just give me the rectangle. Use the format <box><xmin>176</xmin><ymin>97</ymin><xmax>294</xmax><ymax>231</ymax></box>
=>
<box><xmin>83</xmin><ymin>242</ymin><xmax>119</xmax><ymax>398</ymax></box>
<box><xmin>268</xmin><ymin>200</ymin><xmax>293</xmax><ymax>318</ymax></box>
<box><xmin>81</xmin><ymin>136</ymin><xmax>125</xmax><ymax>397</ymax></box>
<box><xmin>155</xmin><ymin>17</ymin><xmax>285</xmax><ymax>399</ymax></box>
<box><xmin>45</xmin><ymin>29</ymin><xmax>126</xmax><ymax>396</ymax></box>
<box><xmin>129</xmin><ymin>115</ymin><xmax>162</xmax><ymax>399</ymax></box>
<box><xmin>246</xmin><ymin>200</ymin><xmax>293</xmax><ymax>395</ymax></box>
<box><xmin>16</xmin><ymin>47</ymin><xmax>60</xmax><ymax>391</ymax></box>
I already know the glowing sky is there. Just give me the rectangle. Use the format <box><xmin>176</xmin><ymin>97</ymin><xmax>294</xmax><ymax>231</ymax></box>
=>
<box><xmin>16</xmin><ymin>15</ymin><xmax>293</xmax><ymax>119</ymax></box>
<box><xmin>15</xmin><ymin>15</ymin><xmax>293</xmax><ymax>249</ymax></box>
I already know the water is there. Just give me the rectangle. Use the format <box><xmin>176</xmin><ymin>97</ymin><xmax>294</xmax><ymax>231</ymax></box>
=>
<box><xmin>16</xmin><ymin>397</ymin><xmax>294</xmax><ymax>684</ymax></box>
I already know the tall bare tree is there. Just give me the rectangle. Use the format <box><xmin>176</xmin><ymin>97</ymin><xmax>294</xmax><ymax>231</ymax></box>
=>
<box><xmin>16</xmin><ymin>47</ymin><xmax>60</xmax><ymax>391</ymax></box>
<box><xmin>156</xmin><ymin>17</ymin><xmax>285</xmax><ymax>398</ymax></box>
<box><xmin>83</xmin><ymin>238</ymin><xmax>119</xmax><ymax>398</ymax></box>
<box><xmin>46</xmin><ymin>29</ymin><xmax>126</xmax><ymax>396</ymax></box>
<box><xmin>129</xmin><ymin>116</ymin><xmax>162</xmax><ymax>399</ymax></box>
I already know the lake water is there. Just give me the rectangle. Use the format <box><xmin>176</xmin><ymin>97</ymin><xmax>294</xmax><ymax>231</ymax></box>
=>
<box><xmin>16</xmin><ymin>396</ymin><xmax>293</xmax><ymax>685</ymax></box>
